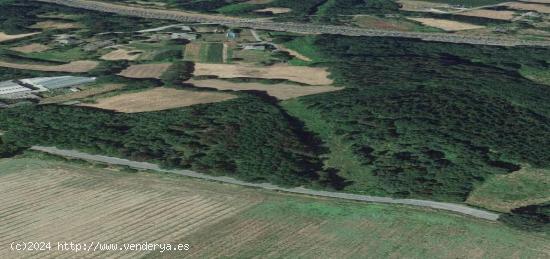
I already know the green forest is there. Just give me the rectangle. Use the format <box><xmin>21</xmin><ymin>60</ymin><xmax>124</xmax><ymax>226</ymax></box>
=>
<box><xmin>281</xmin><ymin>35</ymin><xmax>550</xmax><ymax>202</ymax></box>
<box><xmin>0</xmin><ymin>95</ymin><xmax>350</xmax><ymax>189</ymax></box>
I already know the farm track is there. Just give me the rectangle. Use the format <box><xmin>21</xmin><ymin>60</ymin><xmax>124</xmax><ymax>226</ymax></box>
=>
<box><xmin>31</xmin><ymin>146</ymin><xmax>501</xmax><ymax>221</ymax></box>
<box><xmin>36</xmin><ymin>0</ymin><xmax>550</xmax><ymax>47</ymax></box>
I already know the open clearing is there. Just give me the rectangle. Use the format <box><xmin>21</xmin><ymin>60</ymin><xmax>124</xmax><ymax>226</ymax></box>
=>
<box><xmin>10</xmin><ymin>43</ymin><xmax>50</xmax><ymax>53</ymax></box>
<box><xmin>456</xmin><ymin>9</ymin><xmax>516</xmax><ymax>20</ymax></box>
<box><xmin>408</xmin><ymin>18</ymin><xmax>484</xmax><ymax>31</ymax></box>
<box><xmin>398</xmin><ymin>0</ymin><xmax>451</xmax><ymax>12</ymax></box>
<box><xmin>80</xmin><ymin>87</ymin><xmax>236</xmax><ymax>113</ymax></box>
<box><xmin>193</xmin><ymin>63</ymin><xmax>333</xmax><ymax>85</ymax></box>
<box><xmin>29</xmin><ymin>21</ymin><xmax>79</xmax><ymax>29</ymax></box>
<box><xmin>101</xmin><ymin>49</ymin><xmax>143</xmax><ymax>61</ymax></box>
<box><xmin>118</xmin><ymin>63</ymin><xmax>172</xmax><ymax>79</ymax></box>
<box><xmin>1</xmin><ymin>157</ymin><xmax>548</xmax><ymax>258</ymax></box>
<box><xmin>0</xmin><ymin>60</ymin><xmax>98</xmax><ymax>73</ymax></box>
<box><xmin>0</xmin><ymin>32</ymin><xmax>40</xmax><ymax>43</ymax></box>
<box><xmin>255</xmin><ymin>7</ymin><xmax>292</xmax><ymax>14</ymax></box>
<box><xmin>187</xmin><ymin>79</ymin><xmax>341</xmax><ymax>100</ymax></box>
<box><xmin>41</xmin><ymin>84</ymin><xmax>126</xmax><ymax>104</ymax></box>
<box><xmin>467</xmin><ymin>167</ymin><xmax>550</xmax><ymax>212</ymax></box>
<box><xmin>505</xmin><ymin>2</ymin><xmax>550</xmax><ymax>13</ymax></box>
<box><xmin>275</xmin><ymin>44</ymin><xmax>312</xmax><ymax>62</ymax></box>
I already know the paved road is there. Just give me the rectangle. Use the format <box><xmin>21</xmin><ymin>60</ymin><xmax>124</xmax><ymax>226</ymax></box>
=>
<box><xmin>31</xmin><ymin>146</ymin><xmax>500</xmax><ymax>221</ymax></box>
<box><xmin>36</xmin><ymin>0</ymin><xmax>550</xmax><ymax>47</ymax></box>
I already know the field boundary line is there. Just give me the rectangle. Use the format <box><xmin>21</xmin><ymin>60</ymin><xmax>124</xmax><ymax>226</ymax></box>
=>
<box><xmin>30</xmin><ymin>146</ymin><xmax>500</xmax><ymax>221</ymax></box>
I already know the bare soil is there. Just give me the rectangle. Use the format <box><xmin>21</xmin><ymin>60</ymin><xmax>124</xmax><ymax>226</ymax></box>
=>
<box><xmin>188</xmin><ymin>79</ymin><xmax>341</xmax><ymax>100</ymax></box>
<box><xmin>101</xmin><ymin>49</ymin><xmax>143</xmax><ymax>61</ymax></box>
<box><xmin>118</xmin><ymin>63</ymin><xmax>172</xmax><ymax>79</ymax></box>
<box><xmin>0</xmin><ymin>60</ymin><xmax>98</xmax><ymax>73</ymax></box>
<box><xmin>0</xmin><ymin>32</ymin><xmax>40</xmax><ymax>43</ymax></box>
<box><xmin>193</xmin><ymin>63</ymin><xmax>333</xmax><ymax>85</ymax></box>
<box><xmin>10</xmin><ymin>43</ymin><xmax>50</xmax><ymax>53</ymax></box>
<box><xmin>408</xmin><ymin>18</ymin><xmax>484</xmax><ymax>31</ymax></box>
<box><xmin>456</xmin><ymin>10</ymin><xmax>516</xmax><ymax>20</ymax></box>
<box><xmin>80</xmin><ymin>87</ymin><xmax>236</xmax><ymax>113</ymax></box>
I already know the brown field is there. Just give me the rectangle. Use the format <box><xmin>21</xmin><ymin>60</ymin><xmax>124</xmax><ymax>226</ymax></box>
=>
<box><xmin>1</xmin><ymin>157</ymin><xmax>549</xmax><ymax>258</ymax></box>
<box><xmin>118</xmin><ymin>63</ymin><xmax>172</xmax><ymax>79</ymax></box>
<box><xmin>80</xmin><ymin>87</ymin><xmax>236</xmax><ymax>113</ymax></box>
<box><xmin>193</xmin><ymin>63</ymin><xmax>333</xmax><ymax>86</ymax></box>
<box><xmin>0</xmin><ymin>32</ymin><xmax>40</xmax><ymax>43</ymax></box>
<box><xmin>10</xmin><ymin>43</ymin><xmax>50</xmax><ymax>53</ymax></box>
<box><xmin>0</xmin><ymin>158</ymin><xmax>256</xmax><ymax>259</ymax></box>
<box><xmin>408</xmin><ymin>18</ymin><xmax>484</xmax><ymax>31</ymax></box>
<box><xmin>467</xmin><ymin>167</ymin><xmax>550</xmax><ymax>212</ymax></box>
<box><xmin>255</xmin><ymin>7</ymin><xmax>292</xmax><ymax>14</ymax></box>
<box><xmin>101</xmin><ymin>49</ymin><xmax>143</xmax><ymax>61</ymax></box>
<box><xmin>29</xmin><ymin>21</ymin><xmax>79</xmax><ymax>30</ymax></box>
<box><xmin>276</xmin><ymin>44</ymin><xmax>312</xmax><ymax>62</ymax></box>
<box><xmin>456</xmin><ymin>9</ymin><xmax>516</xmax><ymax>20</ymax></box>
<box><xmin>187</xmin><ymin>79</ymin><xmax>341</xmax><ymax>100</ymax></box>
<box><xmin>41</xmin><ymin>84</ymin><xmax>126</xmax><ymax>104</ymax></box>
<box><xmin>183</xmin><ymin>42</ymin><xmax>202</xmax><ymax>62</ymax></box>
<box><xmin>505</xmin><ymin>2</ymin><xmax>550</xmax><ymax>13</ymax></box>
<box><xmin>0</xmin><ymin>60</ymin><xmax>98</xmax><ymax>73</ymax></box>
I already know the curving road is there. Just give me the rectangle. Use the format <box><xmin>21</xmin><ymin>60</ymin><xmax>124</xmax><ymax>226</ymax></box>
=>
<box><xmin>36</xmin><ymin>0</ymin><xmax>550</xmax><ymax>47</ymax></box>
<box><xmin>31</xmin><ymin>146</ymin><xmax>500</xmax><ymax>221</ymax></box>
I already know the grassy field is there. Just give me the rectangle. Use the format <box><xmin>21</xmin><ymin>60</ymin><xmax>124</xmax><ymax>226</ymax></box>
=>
<box><xmin>0</xmin><ymin>156</ymin><xmax>548</xmax><ymax>258</ymax></box>
<box><xmin>467</xmin><ymin>167</ymin><xmax>550</xmax><ymax>212</ymax></box>
<box><xmin>199</xmin><ymin>43</ymin><xmax>224</xmax><ymax>63</ymax></box>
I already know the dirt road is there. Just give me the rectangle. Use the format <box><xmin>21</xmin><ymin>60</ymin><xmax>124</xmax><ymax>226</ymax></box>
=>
<box><xmin>36</xmin><ymin>0</ymin><xmax>550</xmax><ymax>47</ymax></box>
<box><xmin>31</xmin><ymin>146</ymin><xmax>500</xmax><ymax>221</ymax></box>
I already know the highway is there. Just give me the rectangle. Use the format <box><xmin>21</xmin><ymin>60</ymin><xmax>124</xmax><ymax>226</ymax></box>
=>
<box><xmin>31</xmin><ymin>146</ymin><xmax>501</xmax><ymax>221</ymax></box>
<box><xmin>36</xmin><ymin>0</ymin><xmax>550</xmax><ymax>47</ymax></box>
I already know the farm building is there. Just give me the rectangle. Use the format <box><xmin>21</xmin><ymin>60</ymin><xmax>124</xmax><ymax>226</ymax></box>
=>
<box><xmin>0</xmin><ymin>80</ymin><xmax>33</xmax><ymax>96</ymax></box>
<box><xmin>53</xmin><ymin>34</ymin><xmax>80</xmax><ymax>45</ymax></box>
<box><xmin>0</xmin><ymin>76</ymin><xmax>96</xmax><ymax>99</ymax></box>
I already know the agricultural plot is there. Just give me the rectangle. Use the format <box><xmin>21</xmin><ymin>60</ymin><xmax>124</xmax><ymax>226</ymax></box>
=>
<box><xmin>255</xmin><ymin>7</ymin><xmax>292</xmax><ymax>14</ymax></box>
<box><xmin>193</xmin><ymin>63</ymin><xmax>334</xmax><ymax>85</ymax></box>
<box><xmin>183</xmin><ymin>42</ymin><xmax>202</xmax><ymax>62</ymax></box>
<box><xmin>0</xmin><ymin>60</ymin><xmax>98</xmax><ymax>73</ymax></box>
<box><xmin>0</xmin><ymin>32</ymin><xmax>40</xmax><ymax>43</ymax></box>
<box><xmin>80</xmin><ymin>87</ymin><xmax>236</xmax><ymax>113</ymax></box>
<box><xmin>0</xmin><ymin>158</ymin><xmax>256</xmax><ymax>259</ymax></box>
<box><xmin>188</xmin><ymin>79</ymin><xmax>342</xmax><ymax>100</ymax></box>
<box><xmin>408</xmin><ymin>18</ymin><xmax>484</xmax><ymax>31</ymax></box>
<box><xmin>1</xmin><ymin>157</ymin><xmax>548</xmax><ymax>258</ymax></box>
<box><xmin>118</xmin><ymin>63</ymin><xmax>172</xmax><ymax>79</ymax></box>
<box><xmin>200</xmin><ymin>43</ymin><xmax>224</xmax><ymax>63</ymax></box>
<box><xmin>101</xmin><ymin>49</ymin><xmax>143</xmax><ymax>61</ymax></box>
<box><xmin>456</xmin><ymin>9</ymin><xmax>516</xmax><ymax>20</ymax></box>
<box><xmin>10</xmin><ymin>43</ymin><xmax>50</xmax><ymax>53</ymax></box>
<box><xmin>505</xmin><ymin>2</ymin><xmax>550</xmax><ymax>13</ymax></box>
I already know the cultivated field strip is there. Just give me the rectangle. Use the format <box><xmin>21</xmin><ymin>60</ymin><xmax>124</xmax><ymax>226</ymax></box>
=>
<box><xmin>0</xmin><ymin>166</ymin><xmax>255</xmax><ymax>258</ymax></box>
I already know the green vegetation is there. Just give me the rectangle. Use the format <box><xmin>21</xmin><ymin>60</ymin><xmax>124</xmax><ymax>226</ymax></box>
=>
<box><xmin>200</xmin><ymin>43</ymin><xmax>224</xmax><ymax>63</ymax></box>
<box><xmin>500</xmin><ymin>202</ymin><xmax>550</xmax><ymax>234</ymax></box>
<box><xmin>154</xmin><ymin>196</ymin><xmax>550</xmax><ymax>258</ymax></box>
<box><xmin>467</xmin><ymin>167</ymin><xmax>550</xmax><ymax>212</ymax></box>
<box><xmin>0</xmin><ymin>96</ymin><xmax>348</xmax><ymax>188</ymax></box>
<box><xmin>160</xmin><ymin>61</ymin><xmax>194</xmax><ymax>87</ymax></box>
<box><xmin>279</xmin><ymin>35</ymin><xmax>550</xmax><ymax>202</ymax></box>
<box><xmin>422</xmin><ymin>0</ymin><xmax>510</xmax><ymax>7</ymax></box>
